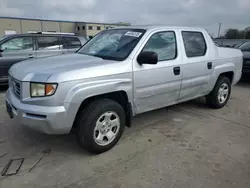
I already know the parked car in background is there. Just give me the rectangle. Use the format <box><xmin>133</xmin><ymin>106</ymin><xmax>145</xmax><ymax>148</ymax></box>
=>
<box><xmin>236</xmin><ymin>41</ymin><xmax>250</xmax><ymax>75</ymax></box>
<box><xmin>0</xmin><ymin>32</ymin><xmax>87</xmax><ymax>85</ymax></box>
<box><xmin>6</xmin><ymin>26</ymin><xmax>243</xmax><ymax>153</ymax></box>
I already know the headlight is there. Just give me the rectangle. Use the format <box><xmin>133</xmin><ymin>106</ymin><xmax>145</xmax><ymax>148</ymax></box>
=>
<box><xmin>30</xmin><ymin>83</ymin><xmax>58</xmax><ymax>97</ymax></box>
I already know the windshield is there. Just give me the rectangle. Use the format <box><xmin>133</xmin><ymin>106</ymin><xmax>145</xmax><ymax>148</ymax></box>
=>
<box><xmin>239</xmin><ymin>42</ymin><xmax>250</xmax><ymax>51</ymax></box>
<box><xmin>78</xmin><ymin>29</ymin><xmax>146</xmax><ymax>61</ymax></box>
<box><xmin>0</xmin><ymin>35</ymin><xmax>9</xmax><ymax>42</ymax></box>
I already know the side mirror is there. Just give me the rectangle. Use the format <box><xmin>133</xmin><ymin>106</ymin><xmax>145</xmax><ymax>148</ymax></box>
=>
<box><xmin>137</xmin><ymin>51</ymin><xmax>158</xmax><ymax>65</ymax></box>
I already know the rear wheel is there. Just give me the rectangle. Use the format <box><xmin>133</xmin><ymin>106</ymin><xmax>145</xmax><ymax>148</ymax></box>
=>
<box><xmin>76</xmin><ymin>99</ymin><xmax>125</xmax><ymax>154</ymax></box>
<box><xmin>206</xmin><ymin>76</ymin><xmax>231</xmax><ymax>109</ymax></box>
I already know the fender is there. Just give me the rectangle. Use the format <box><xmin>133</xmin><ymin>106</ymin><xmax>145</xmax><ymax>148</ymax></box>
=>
<box><xmin>63</xmin><ymin>78</ymin><xmax>133</xmax><ymax>127</ymax></box>
<box><xmin>208</xmin><ymin>62</ymin><xmax>235</xmax><ymax>91</ymax></box>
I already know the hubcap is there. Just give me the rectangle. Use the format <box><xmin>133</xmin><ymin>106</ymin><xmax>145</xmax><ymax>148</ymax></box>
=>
<box><xmin>218</xmin><ymin>83</ymin><xmax>229</xmax><ymax>104</ymax></box>
<box><xmin>93</xmin><ymin>111</ymin><xmax>120</xmax><ymax>146</ymax></box>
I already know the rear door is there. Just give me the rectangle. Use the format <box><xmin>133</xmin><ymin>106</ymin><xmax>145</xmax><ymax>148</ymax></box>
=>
<box><xmin>178</xmin><ymin>30</ymin><xmax>214</xmax><ymax>100</ymax></box>
<box><xmin>60</xmin><ymin>36</ymin><xmax>82</xmax><ymax>54</ymax></box>
<box><xmin>0</xmin><ymin>36</ymin><xmax>35</xmax><ymax>81</ymax></box>
<box><xmin>35</xmin><ymin>36</ymin><xmax>62</xmax><ymax>58</ymax></box>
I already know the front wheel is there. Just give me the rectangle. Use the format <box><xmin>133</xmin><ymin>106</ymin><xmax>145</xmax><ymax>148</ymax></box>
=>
<box><xmin>206</xmin><ymin>76</ymin><xmax>231</xmax><ymax>109</ymax></box>
<box><xmin>76</xmin><ymin>99</ymin><xmax>125</xmax><ymax>154</ymax></box>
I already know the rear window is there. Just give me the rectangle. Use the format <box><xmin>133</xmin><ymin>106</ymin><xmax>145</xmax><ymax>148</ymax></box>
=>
<box><xmin>37</xmin><ymin>36</ymin><xmax>60</xmax><ymax>50</ymax></box>
<box><xmin>182</xmin><ymin>31</ymin><xmax>207</xmax><ymax>57</ymax></box>
<box><xmin>60</xmin><ymin>37</ymin><xmax>81</xmax><ymax>49</ymax></box>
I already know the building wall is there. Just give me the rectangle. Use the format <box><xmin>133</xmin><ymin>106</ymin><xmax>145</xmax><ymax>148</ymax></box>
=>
<box><xmin>85</xmin><ymin>23</ymin><xmax>105</xmax><ymax>38</ymax></box>
<box><xmin>0</xmin><ymin>17</ymin><xmax>130</xmax><ymax>37</ymax></box>
<box><xmin>60</xmin><ymin>22</ymin><xmax>75</xmax><ymax>33</ymax></box>
<box><xmin>75</xmin><ymin>22</ymin><xmax>127</xmax><ymax>39</ymax></box>
<box><xmin>0</xmin><ymin>18</ymin><xmax>22</xmax><ymax>35</ymax></box>
<box><xmin>75</xmin><ymin>23</ymin><xmax>87</xmax><ymax>36</ymax></box>
<box><xmin>41</xmin><ymin>21</ymin><xmax>60</xmax><ymax>32</ymax></box>
<box><xmin>21</xmin><ymin>20</ymin><xmax>42</xmax><ymax>33</ymax></box>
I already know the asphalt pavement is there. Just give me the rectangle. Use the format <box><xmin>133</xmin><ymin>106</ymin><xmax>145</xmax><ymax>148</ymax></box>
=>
<box><xmin>0</xmin><ymin>82</ymin><xmax>249</xmax><ymax>188</ymax></box>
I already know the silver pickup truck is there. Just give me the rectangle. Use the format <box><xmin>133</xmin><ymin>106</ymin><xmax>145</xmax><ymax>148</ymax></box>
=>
<box><xmin>6</xmin><ymin>26</ymin><xmax>243</xmax><ymax>153</ymax></box>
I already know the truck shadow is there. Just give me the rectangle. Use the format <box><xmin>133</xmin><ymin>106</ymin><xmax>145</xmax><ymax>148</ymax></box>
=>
<box><xmin>0</xmin><ymin>85</ymin><xmax>8</xmax><ymax>92</ymax></box>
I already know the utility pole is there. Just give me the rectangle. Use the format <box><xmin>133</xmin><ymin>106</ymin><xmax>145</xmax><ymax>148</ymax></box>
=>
<box><xmin>217</xmin><ymin>23</ymin><xmax>222</xmax><ymax>38</ymax></box>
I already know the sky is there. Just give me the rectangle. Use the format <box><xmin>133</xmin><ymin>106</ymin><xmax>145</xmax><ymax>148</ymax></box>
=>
<box><xmin>1</xmin><ymin>0</ymin><xmax>250</xmax><ymax>37</ymax></box>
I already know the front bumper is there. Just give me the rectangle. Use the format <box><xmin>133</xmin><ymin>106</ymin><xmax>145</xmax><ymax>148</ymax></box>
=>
<box><xmin>6</xmin><ymin>88</ymin><xmax>73</xmax><ymax>135</ymax></box>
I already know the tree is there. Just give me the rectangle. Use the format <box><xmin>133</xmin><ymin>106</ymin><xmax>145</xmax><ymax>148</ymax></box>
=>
<box><xmin>225</xmin><ymin>29</ymin><xmax>240</xmax><ymax>39</ymax></box>
<box><xmin>224</xmin><ymin>28</ymin><xmax>250</xmax><ymax>39</ymax></box>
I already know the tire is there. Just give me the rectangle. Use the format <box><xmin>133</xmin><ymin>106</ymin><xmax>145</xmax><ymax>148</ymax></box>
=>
<box><xmin>206</xmin><ymin>76</ymin><xmax>231</xmax><ymax>109</ymax></box>
<box><xmin>76</xmin><ymin>99</ymin><xmax>125</xmax><ymax>154</ymax></box>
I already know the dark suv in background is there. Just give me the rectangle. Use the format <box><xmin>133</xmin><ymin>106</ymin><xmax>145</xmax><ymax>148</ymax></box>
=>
<box><xmin>236</xmin><ymin>41</ymin><xmax>250</xmax><ymax>76</ymax></box>
<box><xmin>0</xmin><ymin>32</ymin><xmax>87</xmax><ymax>85</ymax></box>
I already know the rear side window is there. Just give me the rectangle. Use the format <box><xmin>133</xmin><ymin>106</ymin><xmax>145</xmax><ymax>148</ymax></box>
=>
<box><xmin>60</xmin><ymin>37</ymin><xmax>81</xmax><ymax>49</ymax></box>
<box><xmin>182</xmin><ymin>31</ymin><xmax>207</xmax><ymax>57</ymax></box>
<box><xmin>37</xmin><ymin>36</ymin><xmax>60</xmax><ymax>50</ymax></box>
<box><xmin>1</xmin><ymin>37</ymin><xmax>33</xmax><ymax>51</ymax></box>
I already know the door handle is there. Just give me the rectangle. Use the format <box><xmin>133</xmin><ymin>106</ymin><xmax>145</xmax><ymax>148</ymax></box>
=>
<box><xmin>28</xmin><ymin>54</ymin><xmax>34</xmax><ymax>59</ymax></box>
<box><xmin>173</xmin><ymin>66</ymin><xmax>180</xmax><ymax>75</ymax></box>
<box><xmin>207</xmin><ymin>62</ymin><xmax>212</xmax><ymax>69</ymax></box>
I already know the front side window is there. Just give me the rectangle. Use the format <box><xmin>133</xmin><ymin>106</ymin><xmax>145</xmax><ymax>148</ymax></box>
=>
<box><xmin>61</xmin><ymin>37</ymin><xmax>81</xmax><ymax>49</ymax></box>
<box><xmin>78</xmin><ymin>29</ymin><xmax>146</xmax><ymax>61</ymax></box>
<box><xmin>37</xmin><ymin>36</ymin><xmax>60</xmax><ymax>50</ymax></box>
<box><xmin>239</xmin><ymin>42</ymin><xmax>250</xmax><ymax>51</ymax></box>
<box><xmin>182</xmin><ymin>31</ymin><xmax>207</xmax><ymax>57</ymax></box>
<box><xmin>0</xmin><ymin>37</ymin><xmax>33</xmax><ymax>51</ymax></box>
<box><xmin>142</xmin><ymin>31</ymin><xmax>177</xmax><ymax>61</ymax></box>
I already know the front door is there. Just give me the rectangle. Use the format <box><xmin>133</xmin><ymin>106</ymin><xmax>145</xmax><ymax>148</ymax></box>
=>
<box><xmin>133</xmin><ymin>30</ymin><xmax>182</xmax><ymax>114</ymax></box>
<box><xmin>0</xmin><ymin>36</ymin><xmax>36</xmax><ymax>82</ymax></box>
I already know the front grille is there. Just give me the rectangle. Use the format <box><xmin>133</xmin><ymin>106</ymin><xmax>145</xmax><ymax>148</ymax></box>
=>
<box><xmin>9</xmin><ymin>76</ymin><xmax>21</xmax><ymax>99</ymax></box>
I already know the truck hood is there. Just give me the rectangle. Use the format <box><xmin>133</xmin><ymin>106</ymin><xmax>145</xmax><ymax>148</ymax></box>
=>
<box><xmin>9</xmin><ymin>53</ymin><xmax>117</xmax><ymax>82</ymax></box>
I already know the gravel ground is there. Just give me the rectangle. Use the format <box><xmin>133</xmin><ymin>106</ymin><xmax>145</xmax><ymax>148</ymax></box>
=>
<box><xmin>0</xmin><ymin>82</ymin><xmax>249</xmax><ymax>188</ymax></box>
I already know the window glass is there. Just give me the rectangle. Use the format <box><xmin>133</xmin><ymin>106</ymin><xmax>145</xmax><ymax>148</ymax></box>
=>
<box><xmin>1</xmin><ymin>37</ymin><xmax>33</xmax><ymax>51</ymax></box>
<box><xmin>142</xmin><ymin>31</ymin><xmax>177</xmax><ymax>61</ymax></box>
<box><xmin>37</xmin><ymin>36</ymin><xmax>60</xmax><ymax>50</ymax></box>
<box><xmin>82</xmin><ymin>26</ymin><xmax>85</xmax><ymax>30</ymax></box>
<box><xmin>0</xmin><ymin>35</ymin><xmax>9</xmax><ymax>41</ymax></box>
<box><xmin>88</xmin><ymin>26</ymin><xmax>93</xmax><ymax>30</ymax></box>
<box><xmin>97</xmin><ymin>26</ymin><xmax>101</xmax><ymax>30</ymax></box>
<box><xmin>239</xmin><ymin>42</ymin><xmax>250</xmax><ymax>51</ymax></box>
<box><xmin>182</xmin><ymin>31</ymin><xmax>207</xmax><ymax>57</ymax></box>
<box><xmin>77</xmin><ymin>26</ymin><xmax>80</xmax><ymax>31</ymax></box>
<box><xmin>78</xmin><ymin>29</ymin><xmax>146</xmax><ymax>61</ymax></box>
<box><xmin>61</xmin><ymin>37</ymin><xmax>81</xmax><ymax>49</ymax></box>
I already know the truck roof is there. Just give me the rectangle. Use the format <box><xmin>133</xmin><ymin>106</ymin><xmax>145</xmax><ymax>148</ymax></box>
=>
<box><xmin>114</xmin><ymin>25</ymin><xmax>205</xmax><ymax>32</ymax></box>
<box><xmin>1</xmin><ymin>33</ymin><xmax>78</xmax><ymax>39</ymax></box>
